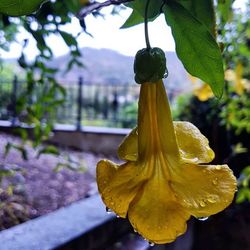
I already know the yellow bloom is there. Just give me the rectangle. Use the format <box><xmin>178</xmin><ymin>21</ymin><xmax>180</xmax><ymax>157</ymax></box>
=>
<box><xmin>96</xmin><ymin>80</ymin><xmax>236</xmax><ymax>244</ymax></box>
<box><xmin>193</xmin><ymin>83</ymin><xmax>214</xmax><ymax>101</ymax></box>
<box><xmin>225</xmin><ymin>63</ymin><xmax>249</xmax><ymax>95</ymax></box>
<box><xmin>189</xmin><ymin>75</ymin><xmax>214</xmax><ymax>101</ymax></box>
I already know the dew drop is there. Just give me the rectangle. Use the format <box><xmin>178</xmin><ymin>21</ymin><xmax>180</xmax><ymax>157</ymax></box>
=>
<box><xmin>199</xmin><ymin>200</ymin><xmax>206</xmax><ymax>207</ymax></box>
<box><xmin>148</xmin><ymin>242</ymin><xmax>155</xmax><ymax>246</ymax></box>
<box><xmin>215</xmin><ymin>166</ymin><xmax>222</xmax><ymax>170</ymax></box>
<box><xmin>207</xmin><ymin>195</ymin><xmax>217</xmax><ymax>203</ymax></box>
<box><xmin>116</xmin><ymin>215</ymin><xmax>120</xmax><ymax>218</ymax></box>
<box><xmin>134</xmin><ymin>229</ymin><xmax>137</xmax><ymax>233</ymax></box>
<box><xmin>163</xmin><ymin>71</ymin><xmax>169</xmax><ymax>78</ymax></box>
<box><xmin>106</xmin><ymin>207</ymin><xmax>112</xmax><ymax>214</ymax></box>
<box><xmin>197</xmin><ymin>216</ymin><xmax>209</xmax><ymax>221</ymax></box>
<box><xmin>193</xmin><ymin>157</ymin><xmax>199</xmax><ymax>162</ymax></box>
<box><xmin>212</xmin><ymin>178</ymin><xmax>218</xmax><ymax>185</ymax></box>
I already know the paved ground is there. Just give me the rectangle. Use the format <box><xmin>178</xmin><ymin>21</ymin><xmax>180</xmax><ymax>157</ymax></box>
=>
<box><xmin>0</xmin><ymin>132</ymin><xmax>115</xmax><ymax>230</ymax></box>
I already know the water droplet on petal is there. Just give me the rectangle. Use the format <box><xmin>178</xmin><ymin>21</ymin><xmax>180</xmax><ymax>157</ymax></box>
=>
<box><xmin>134</xmin><ymin>229</ymin><xmax>137</xmax><ymax>233</ymax></box>
<box><xmin>193</xmin><ymin>157</ymin><xmax>199</xmax><ymax>162</ymax></box>
<box><xmin>212</xmin><ymin>178</ymin><xmax>218</xmax><ymax>185</ymax></box>
<box><xmin>207</xmin><ymin>195</ymin><xmax>217</xmax><ymax>203</ymax></box>
<box><xmin>197</xmin><ymin>216</ymin><xmax>209</xmax><ymax>221</ymax></box>
<box><xmin>199</xmin><ymin>200</ymin><xmax>206</xmax><ymax>207</ymax></box>
<box><xmin>106</xmin><ymin>207</ymin><xmax>112</xmax><ymax>214</ymax></box>
<box><xmin>148</xmin><ymin>242</ymin><xmax>155</xmax><ymax>246</ymax></box>
<box><xmin>215</xmin><ymin>166</ymin><xmax>222</xmax><ymax>170</ymax></box>
<box><xmin>116</xmin><ymin>215</ymin><xmax>120</xmax><ymax>218</ymax></box>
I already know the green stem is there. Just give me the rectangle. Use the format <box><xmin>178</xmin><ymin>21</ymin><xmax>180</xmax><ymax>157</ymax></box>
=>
<box><xmin>145</xmin><ymin>0</ymin><xmax>151</xmax><ymax>50</ymax></box>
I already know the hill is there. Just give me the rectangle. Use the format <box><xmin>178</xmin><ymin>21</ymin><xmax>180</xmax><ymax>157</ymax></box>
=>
<box><xmin>50</xmin><ymin>47</ymin><xmax>191</xmax><ymax>92</ymax></box>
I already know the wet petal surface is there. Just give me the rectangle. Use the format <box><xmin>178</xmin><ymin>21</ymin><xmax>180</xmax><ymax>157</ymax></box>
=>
<box><xmin>128</xmin><ymin>162</ymin><xmax>189</xmax><ymax>244</ymax></box>
<box><xmin>171</xmin><ymin>164</ymin><xmax>237</xmax><ymax>217</ymax></box>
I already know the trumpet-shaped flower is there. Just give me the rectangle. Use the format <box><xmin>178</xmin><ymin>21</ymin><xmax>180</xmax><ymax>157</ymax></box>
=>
<box><xmin>96</xmin><ymin>80</ymin><xmax>237</xmax><ymax>244</ymax></box>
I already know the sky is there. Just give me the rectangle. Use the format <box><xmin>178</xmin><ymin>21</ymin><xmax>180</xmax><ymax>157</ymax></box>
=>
<box><xmin>0</xmin><ymin>0</ymin><xmax>247</xmax><ymax>60</ymax></box>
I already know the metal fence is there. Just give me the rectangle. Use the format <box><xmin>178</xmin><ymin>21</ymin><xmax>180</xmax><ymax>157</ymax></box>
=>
<box><xmin>0</xmin><ymin>76</ymin><xmax>141</xmax><ymax>128</ymax></box>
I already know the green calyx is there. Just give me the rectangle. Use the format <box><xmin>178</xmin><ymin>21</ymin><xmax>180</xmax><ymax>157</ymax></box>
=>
<box><xmin>134</xmin><ymin>47</ymin><xmax>166</xmax><ymax>84</ymax></box>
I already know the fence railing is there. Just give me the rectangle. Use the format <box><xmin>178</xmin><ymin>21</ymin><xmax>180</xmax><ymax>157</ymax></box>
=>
<box><xmin>0</xmin><ymin>76</ymin><xmax>181</xmax><ymax>129</ymax></box>
<box><xmin>0</xmin><ymin>76</ymin><xmax>141</xmax><ymax>129</ymax></box>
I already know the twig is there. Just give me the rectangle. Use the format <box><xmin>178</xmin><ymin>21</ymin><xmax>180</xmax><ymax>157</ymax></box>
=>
<box><xmin>78</xmin><ymin>0</ymin><xmax>134</xmax><ymax>19</ymax></box>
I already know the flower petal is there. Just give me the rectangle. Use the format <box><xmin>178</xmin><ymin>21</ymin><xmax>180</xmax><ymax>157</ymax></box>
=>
<box><xmin>96</xmin><ymin>160</ymin><xmax>148</xmax><ymax>218</ymax></box>
<box><xmin>174</xmin><ymin>121</ymin><xmax>215</xmax><ymax>163</ymax></box>
<box><xmin>118</xmin><ymin>122</ymin><xmax>215</xmax><ymax>164</ymax></box>
<box><xmin>138</xmin><ymin>81</ymin><xmax>179</xmax><ymax>158</ymax></box>
<box><xmin>128</xmin><ymin>167</ymin><xmax>190</xmax><ymax>244</ymax></box>
<box><xmin>118</xmin><ymin>127</ymin><xmax>138</xmax><ymax>161</ymax></box>
<box><xmin>170</xmin><ymin>164</ymin><xmax>237</xmax><ymax>217</ymax></box>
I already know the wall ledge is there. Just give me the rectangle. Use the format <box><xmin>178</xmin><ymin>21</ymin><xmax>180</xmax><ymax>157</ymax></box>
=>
<box><xmin>0</xmin><ymin>195</ymin><xmax>130</xmax><ymax>250</ymax></box>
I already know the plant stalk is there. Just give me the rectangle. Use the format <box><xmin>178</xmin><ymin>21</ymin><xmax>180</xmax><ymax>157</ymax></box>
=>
<box><xmin>145</xmin><ymin>0</ymin><xmax>151</xmax><ymax>50</ymax></box>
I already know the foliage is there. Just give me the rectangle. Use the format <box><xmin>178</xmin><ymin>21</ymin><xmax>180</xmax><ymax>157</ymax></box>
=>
<box><xmin>173</xmin><ymin>1</ymin><xmax>250</xmax><ymax>203</ymax></box>
<box><xmin>123</xmin><ymin>0</ymin><xmax>225</xmax><ymax>97</ymax></box>
<box><xmin>163</xmin><ymin>1</ymin><xmax>224</xmax><ymax>97</ymax></box>
<box><xmin>172</xmin><ymin>93</ymin><xmax>192</xmax><ymax>121</ymax></box>
<box><xmin>120</xmin><ymin>101</ymin><xmax>138</xmax><ymax>128</ymax></box>
<box><xmin>237</xmin><ymin>166</ymin><xmax>250</xmax><ymax>203</ymax></box>
<box><xmin>0</xmin><ymin>0</ymin><xmax>48</xmax><ymax>16</ymax></box>
<box><xmin>220</xmin><ymin>91</ymin><xmax>250</xmax><ymax>134</ymax></box>
<box><xmin>1</xmin><ymin>0</ymin><xmax>231</xmax><ymax>96</ymax></box>
<box><xmin>0</xmin><ymin>0</ymin><xmax>86</xmax><ymax>160</ymax></box>
<box><xmin>0</xmin><ymin>163</ymin><xmax>30</xmax><ymax>230</ymax></box>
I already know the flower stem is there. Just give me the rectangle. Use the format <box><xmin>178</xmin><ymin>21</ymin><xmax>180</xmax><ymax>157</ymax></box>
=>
<box><xmin>145</xmin><ymin>0</ymin><xmax>151</xmax><ymax>50</ymax></box>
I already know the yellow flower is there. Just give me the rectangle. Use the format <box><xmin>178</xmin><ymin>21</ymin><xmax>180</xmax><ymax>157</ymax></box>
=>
<box><xmin>193</xmin><ymin>83</ymin><xmax>214</xmax><ymax>101</ymax></box>
<box><xmin>225</xmin><ymin>63</ymin><xmax>249</xmax><ymax>95</ymax></box>
<box><xmin>189</xmin><ymin>75</ymin><xmax>214</xmax><ymax>101</ymax></box>
<box><xmin>96</xmin><ymin>80</ymin><xmax>236</xmax><ymax>244</ymax></box>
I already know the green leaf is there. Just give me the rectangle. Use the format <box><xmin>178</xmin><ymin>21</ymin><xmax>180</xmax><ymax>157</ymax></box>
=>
<box><xmin>121</xmin><ymin>9</ymin><xmax>159</xmax><ymax>29</ymax></box>
<box><xmin>217</xmin><ymin>0</ymin><xmax>234</xmax><ymax>23</ymax></box>
<box><xmin>127</xmin><ymin>0</ymin><xmax>162</xmax><ymax>18</ymax></box>
<box><xmin>59</xmin><ymin>31</ymin><xmax>77</xmax><ymax>47</ymax></box>
<box><xmin>177</xmin><ymin>0</ymin><xmax>216</xmax><ymax>37</ymax></box>
<box><xmin>164</xmin><ymin>1</ymin><xmax>224</xmax><ymax>98</ymax></box>
<box><xmin>36</xmin><ymin>145</ymin><xmax>60</xmax><ymax>159</ymax></box>
<box><xmin>121</xmin><ymin>10</ymin><xmax>144</xmax><ymax>28</ymax></box>
<box><xmin>0</xmin><ymin>0</ymin><xmax>48</xmax><ymax>16</ymax></box>
<box><xmin>123</xmin><ymin>0</ymin><xmax>162</xmax><ymax>28</ymax></box>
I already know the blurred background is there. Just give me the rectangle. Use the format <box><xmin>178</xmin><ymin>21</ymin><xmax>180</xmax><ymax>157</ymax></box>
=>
<box><xmin>0</xmin><ymin>0</ymin><xmax>249</xmax><ymax>249</ymax></box>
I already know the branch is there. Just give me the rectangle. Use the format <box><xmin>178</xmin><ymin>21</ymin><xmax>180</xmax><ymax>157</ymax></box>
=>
<box><xmin>78</xmin><ymin>0</ymin><xmax>134</xmax><ymax>19</ymax></box>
